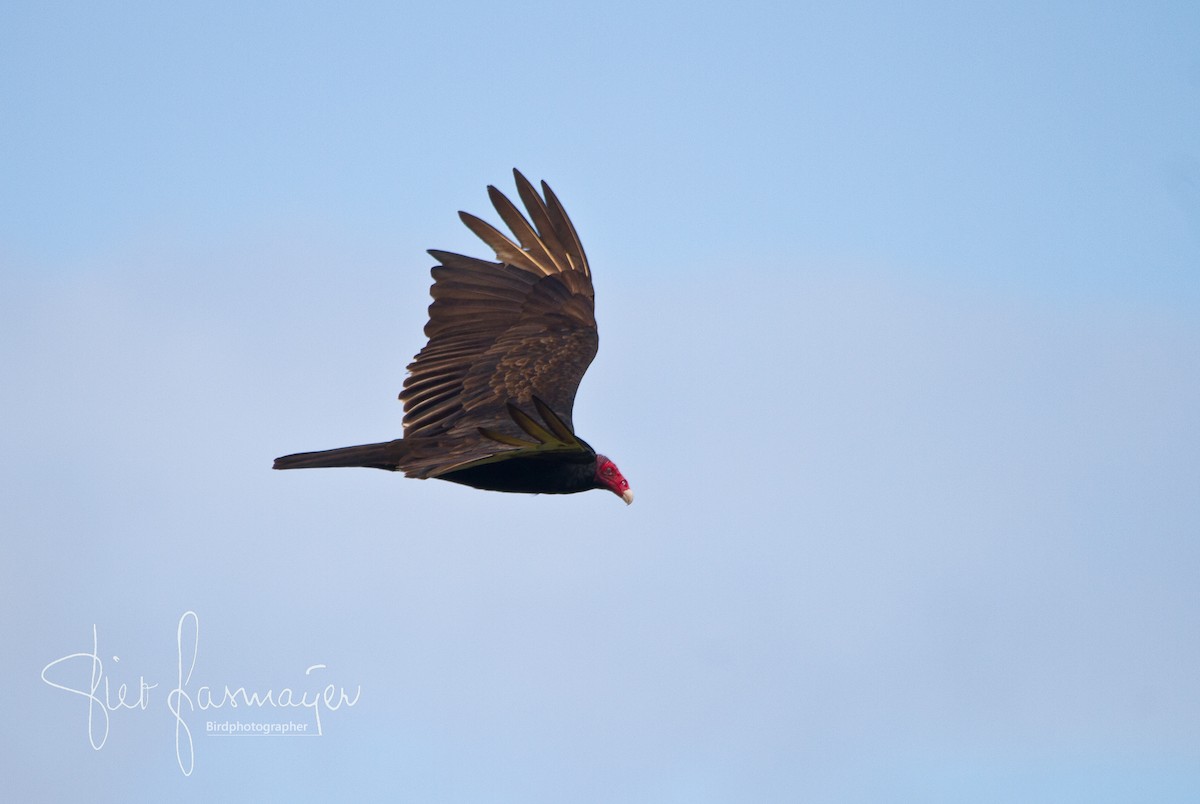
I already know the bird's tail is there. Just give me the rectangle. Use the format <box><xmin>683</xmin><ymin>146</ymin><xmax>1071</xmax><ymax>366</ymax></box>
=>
<box><xmin>273</xmin><ymin>440</ymin><xmax>409</xmax><ymax>472</ymax></box>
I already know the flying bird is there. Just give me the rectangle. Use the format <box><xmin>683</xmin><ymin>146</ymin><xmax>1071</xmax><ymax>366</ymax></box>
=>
<box><xmin>274</xmin><ymin>170</ymin><xmax>634</xmax><ymax>504</ymax></box>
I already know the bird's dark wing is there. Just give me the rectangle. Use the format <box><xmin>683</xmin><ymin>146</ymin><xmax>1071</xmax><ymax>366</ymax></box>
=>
<box><xmin>397</xmin><ymin>170</ymin><xmax>599</xmax><ymax>474</ymax></box>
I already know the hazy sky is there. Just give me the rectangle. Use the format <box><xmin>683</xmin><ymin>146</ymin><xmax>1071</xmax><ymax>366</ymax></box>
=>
<box><xmin>3</xmin><ymin>2</ymin><xmax>1199</xmax><ymax>802</ymax></box>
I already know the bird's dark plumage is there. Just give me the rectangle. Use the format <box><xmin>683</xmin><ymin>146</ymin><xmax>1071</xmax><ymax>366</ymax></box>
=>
<box><xmin>274</xmin><ymin>170</ymin><xmax>633</xmax><ymax>503</ymax></box>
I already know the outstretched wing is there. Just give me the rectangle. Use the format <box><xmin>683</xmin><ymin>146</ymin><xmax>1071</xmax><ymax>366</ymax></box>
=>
<box><xmin>399</xmin><ymin>169</ymin><xmax>599</xmax><ymax>459</ymax></box>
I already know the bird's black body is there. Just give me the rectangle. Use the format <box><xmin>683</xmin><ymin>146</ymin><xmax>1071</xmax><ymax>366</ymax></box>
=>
<box><xmin>438</xmin><ymin>452</ymin><xmax>599</xmax><ymax>495</ymax></box>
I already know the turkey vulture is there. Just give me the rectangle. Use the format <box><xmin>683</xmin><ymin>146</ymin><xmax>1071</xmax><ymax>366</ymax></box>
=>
<box><xmin>273</xmin><ymin>170</ymin><xmax>633</xmax><ymax>504</ymax></box>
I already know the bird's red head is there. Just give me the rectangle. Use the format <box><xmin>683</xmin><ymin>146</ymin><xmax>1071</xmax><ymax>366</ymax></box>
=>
<box><xmin>595</xmin><ymin>455</ymin><xmax>633</xmax><ymax>505</ymax></box>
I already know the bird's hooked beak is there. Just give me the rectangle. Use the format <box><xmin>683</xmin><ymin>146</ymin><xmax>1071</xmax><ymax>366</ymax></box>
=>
<box><xmin>621</xmin><ymin>489</ymin><xmax>635</xmax><ymax>505</ymax></box>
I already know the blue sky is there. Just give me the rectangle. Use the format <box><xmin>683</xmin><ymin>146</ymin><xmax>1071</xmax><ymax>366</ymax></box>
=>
<box><xmin>3</xmin><ymin>2</ymin><xmax>1199</xmax><ymax>802</ymax></box>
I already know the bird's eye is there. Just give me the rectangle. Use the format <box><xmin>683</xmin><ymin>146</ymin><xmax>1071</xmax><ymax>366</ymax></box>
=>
<box><xmin>603</xmin><ymin>466</ymin><xmax>613</xmax><ymax>475</ymax></box>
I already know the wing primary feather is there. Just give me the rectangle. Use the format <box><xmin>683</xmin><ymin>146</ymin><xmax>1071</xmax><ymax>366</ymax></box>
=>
<box><xmin>512</xmin><ymin>169</ymin><xmax>570</xmax><ymax>271</ymax></box>
<box><xmin>458</xmin><ymin>211</ymin><xmax>545</xmax><ymax>275</ymax></box>
<box><xmin>507</xmin><ymin>402</ymin><xmax>558</xmax><ymax>443</ymax></box>
<box><xmin>478</xmin><ymin>428</ymin><xmax>538</xmax><ymax>448</ymax></box>
<box><xmin>532</xmin><ymin>396</ymin><xmax>577</xmax><ymax>443</ymax></box>
<box><xmin>487</xmin><ymin>185</ymin><xmax>563</xmax><ymax>275</ymax></box>
<box><xmin>541</xmin><ymin>180</ymin><xmax>590</xmax><ymax>277</ymax></box>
